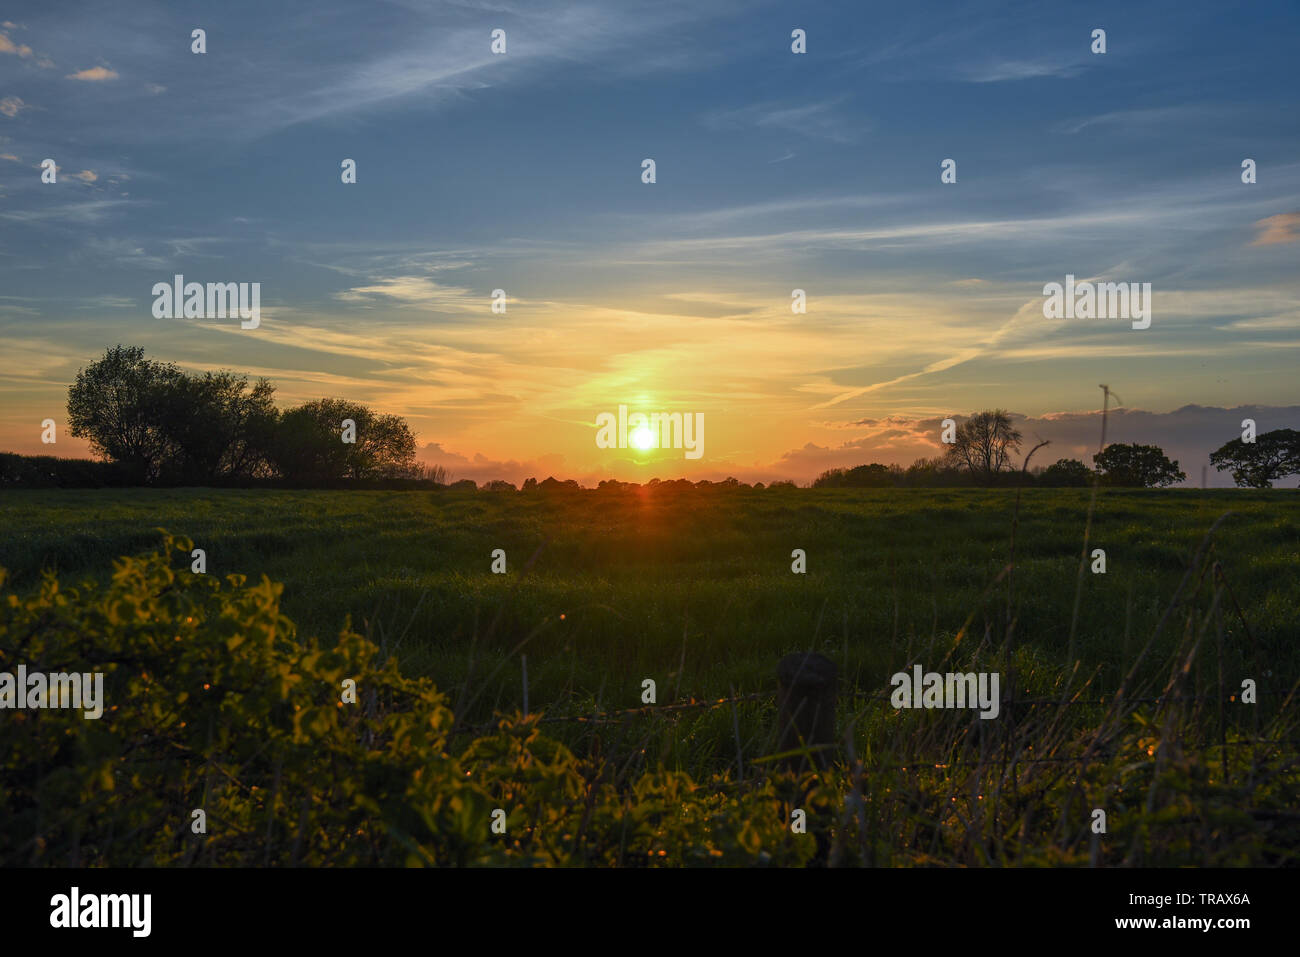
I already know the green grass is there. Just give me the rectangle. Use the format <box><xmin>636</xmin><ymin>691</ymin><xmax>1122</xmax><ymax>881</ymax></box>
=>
<box><xmin>2</xmin><ymin>486</ymin><xmax>1297</xmax><ymax>865</ymax></box>
<box><xmin>2</xmin><ymin>486</ymin><xmax>1295</xmax><ymax>722</ymax></box>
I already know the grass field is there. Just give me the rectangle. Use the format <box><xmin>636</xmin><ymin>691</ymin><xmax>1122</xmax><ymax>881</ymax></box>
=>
<box><xmin>3</xmin><ymin>486</ymin><xmax>1297</xmax><ymax>865</ymax></box>
<box><xmin>2</xmin><ymin>487</ymin><xmax>1295</xmax><ymax>703</ymax></box>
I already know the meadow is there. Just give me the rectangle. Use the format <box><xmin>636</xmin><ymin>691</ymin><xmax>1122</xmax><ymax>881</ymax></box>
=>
<box><xmin>2</xmin><ymin>485</ymin><xmax>1297</xmax><ymax>865</ymax></box>
<box><xmin>3</xmin><ymin>486</ymin><xmax>1296</xmax><ymax>706</ymax></box>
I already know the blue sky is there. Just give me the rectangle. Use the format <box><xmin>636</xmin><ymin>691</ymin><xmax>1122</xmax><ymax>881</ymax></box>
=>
<box><xmin>1</xmin><ymin>0</ymin><xmax>1297</xmax><ymax>484</ymax></box>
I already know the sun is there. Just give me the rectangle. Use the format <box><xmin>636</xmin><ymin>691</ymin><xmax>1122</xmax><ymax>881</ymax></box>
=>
<box><xmin>629</xmin><ymin>426</ymin><xmax>656</xmax><ymax>451</ymax></box>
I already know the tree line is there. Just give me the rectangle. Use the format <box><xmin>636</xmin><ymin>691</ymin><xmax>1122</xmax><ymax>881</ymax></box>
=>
<box><xmin>5</xmin><ymin>355</ymin><xmax>1295</xmax><ymax>489</ymax></box>
<box><xmin>813</xmin><ymin>410</ymin><xmax>1300</xmax><ymax>489</ymax></box>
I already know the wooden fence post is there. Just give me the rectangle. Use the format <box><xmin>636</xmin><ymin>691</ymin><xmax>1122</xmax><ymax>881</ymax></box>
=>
<box><xmin>776</xmin><ymin>652</ymin><xmax>838</xmax><ymax>773</ymax></box>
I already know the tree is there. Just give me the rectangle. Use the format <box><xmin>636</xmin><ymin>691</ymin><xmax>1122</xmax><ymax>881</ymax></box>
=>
<box><xmin>813</xmin><ymin>467</ymin><xmax>848</xmax><ymax>488</ymax></box>
<box><xmin>812</xmin><ymin>463</ymin><xmax>897</xmax><ymax>488</ymax></box>
<box><xmin>415</xmin><ymin>463</ymin><xmax>449</xmax><ymax>485</ymax></box>
<box><xmin>847</xmin><ymin>463</ymin><xmax>895</xmax><ymax>487</ymax></box>
<box><xmin>1040</xmin><ymin>458</ymin><xmax>1091</xmax><ymax>487</ymax></box>
<box><xmin>944</xmin><ymin>410</ymin><xmax>1023</xmax><ymax>485</ymax></box>
<box><xmin>905</xmin><ymin>455</ymin><xmax>964</xmax><ymax>487</ymax></box>
<box><xmin>1209</xmin><ymin>429</ymin><xmax>1300</xmax><ymax>488</ymax></box>
<box><xmin>67</xmin><ymin>345</ymin><xmax>183</xmax><ymax>483</ymax></box>
<box><xmin>66</xmin><ymin>346</ymin><xmax>422</xmax><ymax>487</ymax></box>
<box><xmin>155</xmin><ymin>372</ymin><xmax>278</xmax><ymax>483</ymax></box>
<box><xmin>1093</xmin><ymin>443</ymin><xmax>1185</xmax><ymax>488</ymax></box>
<box><xmin>271</xmin><ymin>398</ymin><xmax>416</xmax><ymax>483</ymax></box>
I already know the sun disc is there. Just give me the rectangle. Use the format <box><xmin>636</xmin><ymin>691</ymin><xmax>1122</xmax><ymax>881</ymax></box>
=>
<box><xmin>629</xmin><ymin>426</ymin><xmax>656</xmax><ymax>451</ymax></box>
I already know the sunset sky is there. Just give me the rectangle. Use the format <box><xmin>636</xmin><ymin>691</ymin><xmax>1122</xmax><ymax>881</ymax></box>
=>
<box><xmin>1</xmin><ymin>0</ymin><xmax>1297</xmax><ymax>485</ymax></box>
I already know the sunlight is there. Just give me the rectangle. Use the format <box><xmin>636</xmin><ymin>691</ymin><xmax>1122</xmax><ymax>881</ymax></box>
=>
<box><xmin>629</xmin><ymin>426</ymin><xmax>656</xmax><ymax>451</ymax></box>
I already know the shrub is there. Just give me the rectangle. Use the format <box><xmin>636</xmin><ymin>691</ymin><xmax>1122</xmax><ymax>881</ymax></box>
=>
<box><xmin>1040</xmin><ymin>458</ymin><xmax>1091</xmax><ymax>487</ymax></box>
<box><xmin>0</xmin><ymin>536</ymin><xmax>811</xmax><ymax>867</ymax></box>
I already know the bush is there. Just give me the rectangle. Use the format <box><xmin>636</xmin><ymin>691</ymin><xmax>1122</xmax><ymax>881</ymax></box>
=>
<box><xmin>1040</xmin><ymin>458</ymin><xmax>1091</xmax><ymax>487</ymax></box>
<box><xmin>0</xmin><ymin>536</ymin><xmax>813</xmax><ymax>866</ymax></box>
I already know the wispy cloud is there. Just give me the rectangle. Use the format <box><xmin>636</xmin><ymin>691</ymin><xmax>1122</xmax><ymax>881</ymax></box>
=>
<box><xmin>1251</xmin><ymin>211</ymin><xmax>1300</xmax><ymax>246</ymax></box>
<box><xmin>75</xmin><ymin>294</ymin><xmax>137</xmax><ymax>310</ymax></box>
<box><xmin>1054</xmin><ymin>105</ymin><xmax>1208</xmax><ymax>135</ymax></box>
<box><xmin>701</xmin><ymin>97</ymin><xmax>860</xmax><ymax>143</ymax></box>
<box><xmin>0</xmin><ymin>96</ymin><xmax>27</xmax><ymax>118</ymax></box>
<box><xmin>959</xmin><ymin>57</ymin><xmax>1086</xmax><ymax>83</ymax></box>
<box><xmin>78</xmin><ymin>237</ymin><xmax>168</xmax><ymax>269</ymax></box>
<box><xmin>0</xmin><ymin>198</ymin><xmax>138</xmax><ymax>224</ymax></box>
<box><xmin>182</xmin><ymin>0</ymin><xmax>748</xmax><ymax>138</ymax></box>
<box><xmin>332</xmin><ymin>276</ymin><xmax>475</xmax><ymax>307</ymax></box>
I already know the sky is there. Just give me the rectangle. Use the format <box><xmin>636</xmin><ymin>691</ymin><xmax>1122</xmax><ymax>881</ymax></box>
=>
<box><xmin>1</xmin><ymin>0</ymin><xmax>1297</xmax><ymax>486</ymax></box>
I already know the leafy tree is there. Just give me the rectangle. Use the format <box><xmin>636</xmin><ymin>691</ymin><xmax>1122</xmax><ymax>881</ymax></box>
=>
<box><xmin>1093</xmin><ymin>443</ymin><xmax>1186</xmax><ymax>488</ymax></box>
<box><xmin>271</xmin><ymin>398</ymin><xmax>416</xmax><ymax>483</ymax></box>
<box><xmin>1040</xmin><ymin>458</ymin><xmax>1091</xmax><ymax>487</ymax></box>
<box><xmin>67</xmin><ymin>346</ymin><xmax>422</xmax><ymax>487</ymax></box>
<box><xmin>1209</xmin><ymin>429</ymin><xmax>1300</xmax><ymax>488</ymax></box>
<box><xmin>155</xmin><ymin>372</ymin><xmax>278</xmax><ymax>483</ymax></box>
<box><xmin>945</xmin><ymin>410</ymin><xmax>1023</xmax><ymax>485</ymax></box>
<box><xmin>66</xmin><ymin>345</ymin><xmax>182</xmax><ymax>483</ymax></box>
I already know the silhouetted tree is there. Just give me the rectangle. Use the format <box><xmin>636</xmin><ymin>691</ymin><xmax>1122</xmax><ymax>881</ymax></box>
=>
<box><xmin>271</xmin><ymin>398</ymin><xmax>416</xmax><ymax>483</ymax></box>
<box><xmin>945</xmin><ymin>410</ymin><xmax>1022</xmax><ymax>485</ymax></box>
<box><xmin>906</xmin><ymin>455</ymin><xmax>964</xmax><ymax>487</ymax></box>
<box><xmin>155</xmin><ymin>371</ymin><xmax>278</xmax><ymax>483</ymax></box>
<box><xmin>1210</xmin><ymin>429</ymin><xmax>1300</xmax><ymax>488</ymax></box>
<box><xmin>414</xmin><ymin>463</ymin><xmax>449</xmax><ymax>485</ymax></box>
<box><xmin>1093</xmin><ymin>443</ymin><xmax>1185</xmax><ymax>488</ymax></box>
<box><xmin>67</xmin><ymin>345</ymin><xmax>183</xmax><ymax>483</ymax></box>
<box><xmin>1040</xmin><ymin>458</ymin><xmax>1091</xmax><ymax>487</ymax></box>
<box><xmin>814</xmin><ymin>463</ymin><xmax>897</xmax><ymax>488</ymax></box>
